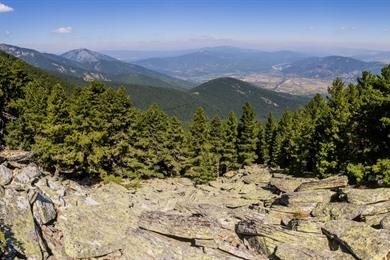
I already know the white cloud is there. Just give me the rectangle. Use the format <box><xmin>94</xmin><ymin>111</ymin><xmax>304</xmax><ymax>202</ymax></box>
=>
<box><xmin>52</xmin><ymin>26</ymin><xmax>72</xmax><ymax>34</ymax></box>
<box><xmin>5</xmin><ymin>30</ymin><xmax>10</xmax><ymax>36</ymax></box>
<box><xmin>0</xmin><ymin>2</ymin><xmax>13</xmax><ymax>12</ymax></box>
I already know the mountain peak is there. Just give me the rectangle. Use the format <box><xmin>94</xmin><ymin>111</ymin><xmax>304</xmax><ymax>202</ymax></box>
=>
<box><xmin>61</xmin><ymin>48</ymin><xmax>117</xmax><ymax>63</ymax></box>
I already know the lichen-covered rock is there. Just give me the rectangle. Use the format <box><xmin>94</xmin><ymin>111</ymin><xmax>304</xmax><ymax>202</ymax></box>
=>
<box><xmin>0</xmin><ymin>189</ymin><xmax>43</xmax><ymax>259</ymax></box>
<box><xmin>241</xmin><ymin>165</ymin><xmax>272</xmax><ymax>186</ymax></box>
<box><xmin>269</xmin><ymin>174</ymin><xmax>317</xmax><ymax>193</ymax></box>
<box><xmin>322</xmin><ymin>219</ymin><xmax>390</xmax><ymax>260</ymax></box>
<box><xmin>342</xmin><ymin>188</ymin><xmax>390</xmax><ymax>205</ymax></box>
<box><xmin>138</xmin><ymin>211</ymin><xmax>258</xmax><ymax>259</ymax></box>
<box><xmin>58</xmin><ymin>183</ymin><xmax>134</xmax><ymax>258</ymax></box>
<box><xmin>295</xmin><ymin>175</ymin><xmax>348</xmax><ymax>192</ymax></box>
<box><xmin>0</xmin><ymin>150</ymin><xmax>33</xmax><ymax>163</ymax></box>
<box><xmin>360</xmin><ymin>200</ymin><xmax>390</xmax><ymax>217</ymax></box>
<box><xmin>32</xmin><ymin>190</ymin><xmax>57</xmax><ymax>225</ymax></box>
<box><xmin>273</xmin><ymin>243</ymin><xmax>354</xmax><ymax>260</ymax></box>
<box><xmin>311</xmin><ymin>202</ymin><xmax>362</xmax><ymax>221</ymax></box>
<box><xmin>380</xmin><ymin>214</ymin><xmax>390</xmax><ymax>229</ymax></box>
<box><xmin>279</xmin><ymin>190</ymin><xmax>334</xmax><ymax>206</ymax></box>
<box><xmin>0</xmin><ymin>164</ymin><xmax>13</xmax><ymax>186</ymax></box>
<box><xmin>235</xmin><ymin>221</ymin><xmax>329</xmax><ymax>256</ymax></box>
<box><xmin>12</xmin><ymin>163</ymin><xmax>41</xmax><ymax>185</ymax></box>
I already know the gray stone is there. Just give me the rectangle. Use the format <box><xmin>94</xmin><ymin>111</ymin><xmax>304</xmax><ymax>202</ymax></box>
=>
<box><xmin>380</xmin><ymin>214</ymin><xmax>390</xmax><ymax>229</ymax></box>
<box><xmin>13</xmin><ymin>163</ymin><xmax>41</xmax><ymax>185</ymax></box>
<box><xmin>273</xmin><ymin>243</ymin><xmax>354</xmax><ymax>260</ymax></box>
<box><xmin>32</xmin><ymin>190</ymin><xmax>57</xmax><ymax>225</ymax></box>
<box><xmin>295</xmin><ymin>175</ymin><xmax>348</xmax><ymax>192</ymax></box>
<box><xmin>236</xmin><ymin>221</ymin><xmax>330</xmax><ymax>256</ymax></box>
<box><xmin>322</xmin><ymin>219</ymin><xmax>390</xmax><ymax>260</ymax></box>
<box><xmin>0</xmin><ymin>189</ymin><xmax>43</xmax><ymax>259</ymax></box>
<box><xmin>269</xmin><ymin>174</ymin><xmax>317</xmax><ymax>193</ymax></box>
<box><xmin>0</xmin><ymin>150</ymin><xmax>33</xmax><ymax>163</ymax></box>
<box><xmin>342</xmin><ymin>188</ymin><xmax>390</xmax><ymax>205</ymax></box>
<box><xmin>0</xmin><ymin>164</ymin><xmax>13</xmax><ymax>185</ymax></box>
<box><xmin>311</xmin><ymin>202</ymin><xmax>362</xmax><ymax>221</ymax></box>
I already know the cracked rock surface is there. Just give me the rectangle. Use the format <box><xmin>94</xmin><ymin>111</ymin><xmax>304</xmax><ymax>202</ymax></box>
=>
<box><xmin>0</xmin><ymin>150</ymin><xmax>389</xmax><ymax>259</ymax></box>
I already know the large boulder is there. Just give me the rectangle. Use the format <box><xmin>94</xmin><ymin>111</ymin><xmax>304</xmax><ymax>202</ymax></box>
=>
<box><xmin>380</xmin><ymin>214</ymin><xmax>390</xmax><ymax>229</ymax></box>
<box><xmin>269</xmin><ymin>174</ymin><xmax>316</xmax><ymax>193</ymax></box>
<box><xmin>12</xmin><ymin>163</ymin><xmax>42</xmax><ymax>185</ymax></box>
<box><xmin>342</xmin><ymin>188</ymin><xmax>390</xmax><ymax>205</ymax></box>
<box><xmin>0</xmin><ymin>189</ymin><xmax>43</xmax><ymax>259</ymax></box>
<box><xmin>139</xmin><ymin>211</ymin><xmax>258</xmax><ymax>259</ymax></box>
<box><xmin>322</xmin><ymin>219</ymin><xmax>390</xmax><ymax>260</ymax></box>
<box><xmin>241</xmin><ymin>165</ymin><xmax>272</xmax><ymax>187</ymax></box>
<box><xmin>295</xmin><ymin>175</ymin><xmax>348</xmax><ymax>192</ymax></box>
<box><xmin>0</xmin><ymin>164</ymin><xmax>13</xmax><ymax>186</ymax></box>
<box><xmin>235</xmin><ymin>221</ymin><xmax>330</xmax><ymax>256</ymax></box>
<box><xmin>273</xmin><ymin>243</ymin><xmax>354</xmax><ymax>260</ymax></box>
<box><xmin>31</xmin><ymin>190</ymin><xmax>57</xmax><ymax>225</ymax></box>
<box><xmin>311</xmin><ymin>202</ymin><xmax>363</xmax><ymax>221</ymax></box>
<box><xmin>279</xmin><ymin>190</ymin><xmax>334</xmax><ymax>205</ymax></box>
<box><xmin>58</xmin><ymin>183</ymin><xmax>134</xmax><ymax>258</ymax></box>
<box><xmin>0</xmin><ymin>150</ymin><xmax>33</xmax><ymax>163</ymax></box>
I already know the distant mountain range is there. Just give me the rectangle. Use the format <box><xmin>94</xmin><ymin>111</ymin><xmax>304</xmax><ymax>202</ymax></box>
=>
<box><xmin>0</xmin><ymin>44</ymin><xmax>193</xmax><ymax>89</ymax></box>
<box><xmin>2</xmin><ymin>43</ymin><xmax>388</xmax><ymax>96</ymax></box>
<box><xmin>279</xmin><ymin>56</ymin><xmax>384</xmax><ymax>81</ymax></box>
<box><xmin>132</xmin><ymin>46</ymin><xmax>387</xmax><ymax>95</ymax></box>
<box><xmin>134</xmin><ymin>46</ymin><xmax>308</xmax><ymax>78</ymax></box>
<box><xmin>0</xmin><ymin>49</ymin><xmax>308</xmax><ymax>121</ymax></box>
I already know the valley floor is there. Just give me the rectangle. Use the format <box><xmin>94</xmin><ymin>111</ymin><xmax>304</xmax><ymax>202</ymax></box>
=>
<box><xmin>0</xmin><ymin>151</ymin><xmax>389</xmax><ymax>259</ymax></box>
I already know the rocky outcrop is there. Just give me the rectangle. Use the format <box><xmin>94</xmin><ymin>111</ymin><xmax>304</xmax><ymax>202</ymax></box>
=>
<box><xmin>322</xmin><ymin>220</ymin><xmax>390</xmax><ymax>260</ymax></box>
<box><xmin>0</xmin><ymin>149</ymin><xmax>389</xmax><ymax>259</ymax></box>
<box><xmin>295</xmin><ymin>175</ymin><xmax>348</xmax><ymax>191</ymax></box>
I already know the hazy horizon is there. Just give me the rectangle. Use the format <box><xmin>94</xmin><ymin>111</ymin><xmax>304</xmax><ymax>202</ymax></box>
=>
<box><xmin>1</xmin><ymin>0</ymin><xmax>390</xmax><ymax>53</ymax></box>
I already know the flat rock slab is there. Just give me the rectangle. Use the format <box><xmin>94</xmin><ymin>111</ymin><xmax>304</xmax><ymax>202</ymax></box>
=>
<box><xmin>236</xmin><ymin>221</ymin><xmax>329</xmax><ymax>255</ymax></box>
<box><xmin>311</xmin><ymin>202</ymin><xmax>363</xmax><ymax>221</ymax></box>
<box><xmin>322</xmin><ymin>219</ymin><xmax>390</xmax><ymax>260</ymax></box>
<box><xmin>342</xmin><ymin>188</ymin><xmax>390</xmax><ymax>205</ymax></box>
<box><xmin>273</xmin><ymin>243</ymin><xmax>354</xmax><ymax>260</ymax></box>
<box><xmin>269</xmin><ymin>174</ymin><xmax>317</xmax><ymax>193</ymax></box>
<box><xmin>295</xmin><ymin>175</ymin><xmax>348</xmax><ymax>191</ymax></box>
<box><xmin>138</xmin><ymin>211</ymin><xmax>259</xmax><ymax>259</ymax></box>
<box><xmin>58</xmin><ymin>183</ymin><xmax>134</xmax><ymax>258</ymax></box>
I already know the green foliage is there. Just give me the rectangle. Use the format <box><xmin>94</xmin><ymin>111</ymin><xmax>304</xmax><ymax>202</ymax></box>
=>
<box><xmin>185</xmin><ymin>107</ymin><xmax>215</xmax><ymax>183</ymax></box>
<box><xmin>264</xmin><ymin>113</ymin><xmax>278</xmax><ymax>164</ymax></box>
<box><xmin>237</xmin><ymin>103</ymin><xmax>258</xmax><ymax>166</ymax></box>
<box><xmin>220</xmin><ymin>112</ymin><xmax>239</xmax><ymax>173</ymax></box>
<box><xmin>1</xmin><ymin>50</ymin><xmax>389</xmax><ymax>186</ymax></box>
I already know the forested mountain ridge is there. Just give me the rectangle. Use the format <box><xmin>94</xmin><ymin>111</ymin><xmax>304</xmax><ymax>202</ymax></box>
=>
<box><xmin>190</xmin><ymin>77</ymin><xmax>309</xmax><ymax>120</ymax></box>
<box><xmin>0</xmin><ymin>50</ymin><xmax>308</xmax><ymax>121</ymax></box>
<box><xmin>280</xmin><ymin>56</ymin><xmax>384</xmax><ymax>81</ymax></box>
<box><xmin>1</xmin><ymin>48</ymin><xmax>389</xmax><ymax>186</ymax></box>
<box><xmin>0</xmin><ymin>43</ymin><xmax>192</xmax><ymax>89</ymax></box>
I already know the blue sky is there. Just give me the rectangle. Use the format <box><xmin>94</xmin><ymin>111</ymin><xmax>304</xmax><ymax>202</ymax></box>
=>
<box><xmin>1</xmin><ymin>0</ymin><xmax>390</xmax><ymax>52</ymax></box>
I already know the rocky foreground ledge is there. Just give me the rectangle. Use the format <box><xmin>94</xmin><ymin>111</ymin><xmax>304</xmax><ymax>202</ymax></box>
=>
<box><xmin>0</xmin><ymin>150</ymin><xmax>389</xmax><ymax>260</ymax></box>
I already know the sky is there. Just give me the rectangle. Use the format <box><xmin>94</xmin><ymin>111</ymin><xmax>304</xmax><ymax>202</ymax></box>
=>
<box><xmin>0</xmin><ymin>0</ymin><xmax>390</xmax><ymax>53</ymax></box>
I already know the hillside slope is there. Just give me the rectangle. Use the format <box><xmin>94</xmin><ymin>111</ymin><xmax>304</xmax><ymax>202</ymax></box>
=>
<box><xmin>190</xmin><ymin>77</ymin><xmax>309</xmax><ymax>120</ymax></box>
<box><xmin>0</xmin><ymin>44</ymin><xmax>191</xmax><ymax>89</ymax></box>
<box><xmin>280</xmin><ymin>56</ymin><xmax>384</xmax><ymax>81</ymax></box>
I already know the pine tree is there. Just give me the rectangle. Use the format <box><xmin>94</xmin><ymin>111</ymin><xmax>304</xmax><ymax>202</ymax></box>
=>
<box><xmin>237</xmin><ymin>103</ymin><xmax>258</xmax><ymax>166</ymax></box>
<box><xmin>255</xmin><ymin>122</ymin><xmax>267</xmax><ymax>164</ymax></box>
<box><xmin>185</xmin><ymin>107</ymin><xmax>215</xmax><ymax>183</ymax></box>
<box><xmin>264</xmin><ymin>112</ymin><xmax>277</xmax><ymax>164</ymax></box>
<box><xmin>209</xmin><ymin>116</ymin><xmax>224</xmax><ymax>174</ymax></box>
<box><xmin>5</xmin><ymin>80</ymin><xmax>50</xmax><ymax>149</ymax></box>
<box><xmin>32</xmin><ymin>84</ymin><xmax>70</xmax><ymax>171</ymax></box>
<box><xmin>220</xmin><ymin>112</ymin><xmax>239</xmax><ymax>173</ymax></box>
